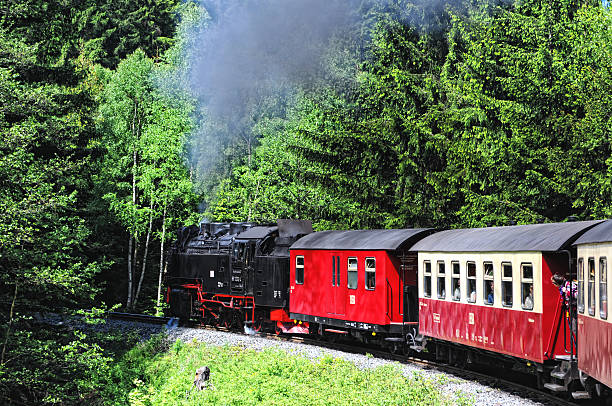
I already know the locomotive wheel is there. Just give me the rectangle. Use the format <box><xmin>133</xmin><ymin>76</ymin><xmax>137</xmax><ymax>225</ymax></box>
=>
<box><xmin>252</xmin><ymin>317</ymin><xmax>264</xmax><ymax>332</ymax></box>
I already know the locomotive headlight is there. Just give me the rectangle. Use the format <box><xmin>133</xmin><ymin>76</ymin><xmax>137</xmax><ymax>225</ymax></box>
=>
<box><xmin>372</xmin><ymin>332</ymin><xmax>376</xmax><ymax>336</ymax></box>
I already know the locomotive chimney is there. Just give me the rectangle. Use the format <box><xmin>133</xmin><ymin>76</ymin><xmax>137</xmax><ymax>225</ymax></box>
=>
<box><xmin>566</xmin><ymin>216</ymin><xmax>578</xmax><ymax>222</ymax></box>
<box><xmin>230</xmin><ymin>222</ymin><xmax>245</xmax><ymax>235</ymax></box>
<box><xmin>200</xmin><ymin>221</ymin><xmax>212</xmax><ymax>235</ymax></box>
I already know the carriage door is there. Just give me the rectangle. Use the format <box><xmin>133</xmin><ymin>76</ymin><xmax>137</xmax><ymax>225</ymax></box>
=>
<box><xmin>400</xmin><ymin>253</ymin><xmax>418</xmax><ymax>322</ymax></box>
<box><xmin>331</xmin><ymin>252</ymin><xmax>346</xmax><ymax>315</ymax></box>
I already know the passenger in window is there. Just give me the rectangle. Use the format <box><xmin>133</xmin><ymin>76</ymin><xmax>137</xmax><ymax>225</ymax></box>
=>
<box><xmin>487</xmin><ymin>281</ymin><xmax>494</xmax><ymax>304</ymax></box>
<box><xmin>523</xmin><ymin>285</ymin><xmax>534</xmax><ymax>310</ymax></box>
<box><xmin>453</xmin><ymin>280</ymin><xmax>461</xmax><ymax>301</ymax></box>
<box><xmin>469</xmin><ymin>288</ymin><xmax>476</xmax><ymax>303</ymax></box>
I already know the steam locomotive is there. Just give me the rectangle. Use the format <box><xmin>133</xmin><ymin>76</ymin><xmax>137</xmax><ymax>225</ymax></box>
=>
<box><xmin>166</xmin><ymin>219</ymin><xmax>312</xmax><ymax>332</ymax></box>
<box><xmin>165</xmin><ymin>218</ymin><xmax>612</xmax><ymax>401</ymax></box>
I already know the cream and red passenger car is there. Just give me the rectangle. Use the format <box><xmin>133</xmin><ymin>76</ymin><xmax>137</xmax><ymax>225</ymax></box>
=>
<box><xmin>410</xmin><ymin>221</ymin><xmax>601</xmax><ymax>384</ymax></box>
<box><xmin>574</xmin><ymin>219</ymin><xmax>612</xmax><ymax>395</ymax></box>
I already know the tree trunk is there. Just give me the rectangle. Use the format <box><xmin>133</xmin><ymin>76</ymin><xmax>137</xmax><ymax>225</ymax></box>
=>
<box><xmin>128</xmin><ymin>102</ymin><xmax>139</xmax><ymax>310</ymax></box>
<box><xmin>1</xmin><ymin>283</ymin><xmax>18</xmax><ymax>365</ymax></box>
<box><xmin>134</xmin><ymin>198</ymin><xmax>154</xmax><ymax>307</ymax></box>
<box><xmin>130</xmin><ymin>238</ymin><xmax>139</xmax><ymax>310</ymax></box>
<box><xmin>156</xmin><ymin>202</ymin><xmax>167</xmax><ymax>315</ymax></box>
<box><xmin>127</xmin><ymin>235</ymin><xmax>133</xmax><ymax>309</ymax></box>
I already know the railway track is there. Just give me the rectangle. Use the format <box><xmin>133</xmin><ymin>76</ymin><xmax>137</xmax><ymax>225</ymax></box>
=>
<box><xmin>107</xmin><ymin>311</ymin><xmax>173</xmax><ymax>325</ymax></box>
<box><xmin>107</xmin><ymin>314</ymin><xmax>585</xmax><ymax>406</ymax></box>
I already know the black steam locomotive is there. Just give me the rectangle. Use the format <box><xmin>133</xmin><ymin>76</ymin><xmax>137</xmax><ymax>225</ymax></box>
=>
<box><xmin>165</xmin><ymin>219</ymin><xmax>312</xmax><ymax>331</ymax></box>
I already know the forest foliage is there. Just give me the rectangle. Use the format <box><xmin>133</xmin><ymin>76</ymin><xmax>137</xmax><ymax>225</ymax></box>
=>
<box><xmin>0</xmin><ymin>0</ymin><xmax>610</xmax><ymax>404</ymax></box>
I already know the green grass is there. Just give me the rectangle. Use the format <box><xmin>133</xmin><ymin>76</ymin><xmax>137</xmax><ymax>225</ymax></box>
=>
<box><xmin>103</xmin><ymin>334</ymin><xmax>464</xmax><ymax>406</ymax></box>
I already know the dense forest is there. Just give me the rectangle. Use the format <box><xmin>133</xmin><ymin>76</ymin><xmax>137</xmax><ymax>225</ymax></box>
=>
<box><xmin>0</xmin><ymin>0</ymin><xmax>610</xmax><ymax>403</ymax></box>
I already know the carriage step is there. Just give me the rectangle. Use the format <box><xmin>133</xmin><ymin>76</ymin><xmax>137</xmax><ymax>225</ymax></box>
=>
<box><xmin>571</xmin><ymin>391</ymin><xmax>591</xmax><ymax>400</ymax></box>
<box><xmin>551</xmin><ymin>370</ymin><xmax>569</xmax><ymax>379</ymax></box>
<box><xmin>544</xmin><ymin>383</ymin><xmax>566</xmax><ymax>392</ymax></box>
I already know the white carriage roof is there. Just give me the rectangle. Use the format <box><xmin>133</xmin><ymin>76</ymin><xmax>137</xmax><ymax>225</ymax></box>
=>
<box><xmin>410</xmin><ymin>220</ymin><xmax>603</xmax><ymax>252</ymax></box>
<box><xmin>290</xmin><ymin>229</ymin><xmax>434</xmax><ymax>251</ymax></box>
<box><xmin>574</xmin><ymin>220</ymin><xmax>612</xmax><ymax>245</ymax></box>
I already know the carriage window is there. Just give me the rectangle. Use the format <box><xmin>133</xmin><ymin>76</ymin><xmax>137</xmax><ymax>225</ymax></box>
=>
<box><xmin>600</xmin><ymin>257</ymin><xmax>608</xmax><ymax>320</ymax></box>
<box><xmin>423</xmin><ymin>261</ymin><xmax>431</xmax><ymax>297</ymax></box>
<box><xmin>451</xmin><ymin>262</ymin><xmax>461</xmax><ymax>301</ymax></box>
<box><xmin>347</xmin><ymin>257</ymin><xmax>358</xmax><ymax>289</ymax></box>
<box><xmin>467</xmin><ymin>262</ymin><xmax>476</xmax><ymax>303</ymax></box>
<box><xmin>588</xmin><ymin>258</ymin><xmax>596</xmax><ymax>316</ymax></box>
<box><xmin>483</xmin><ymin>262</ymin><xmax>494</xmax><ymax>305</ymax></box>
<box><xmin>578</xmin><ymin>258</ymin><xmax>585</xmax><ymax>313</ymax></box>
<box><xmin>295</xmin><ymin>256</ymin><xmax>304</xmax><ymax>284</ymax></box>
<box><xmin>437</xmin><ymin>261</ymin><xmax>446</xmax><ymax>299</ymax></box>
<box><xmin>521</xmin><ymin>263</ymin><xmax>534</xmax><ymax>310</ymax></box>
<box><xmin>502</xmin><ymin>262</ymin><xmax>513</xmax><ymax>307</ymax></box>
<box><xmin>365</xmin><ymin>258</ymin><xmax>376</xmax><ymax>290</ymax></box>
<box><xmin>332</xmin><ymin>256</ymin><xmax>336</xmax><ymax>286</ymax></box>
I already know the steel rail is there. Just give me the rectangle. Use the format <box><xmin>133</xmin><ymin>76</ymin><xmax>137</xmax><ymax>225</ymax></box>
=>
<box><xmin>107</xmin><ymin>311</ymin><xmax>173</xmax><ymax>325</ymax></box>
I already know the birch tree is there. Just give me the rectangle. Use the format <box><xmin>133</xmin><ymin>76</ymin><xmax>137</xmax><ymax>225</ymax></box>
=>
<box><xmin>98</xmin><ymin>49</ymin><xmax>198</xmax><ymax>310</ymax></box>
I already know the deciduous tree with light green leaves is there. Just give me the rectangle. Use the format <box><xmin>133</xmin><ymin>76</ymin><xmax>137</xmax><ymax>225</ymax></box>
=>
<box><xmin>97</xmin><ymin>49</ymin><xmax>198</xmax><ymax>311</ymax></box>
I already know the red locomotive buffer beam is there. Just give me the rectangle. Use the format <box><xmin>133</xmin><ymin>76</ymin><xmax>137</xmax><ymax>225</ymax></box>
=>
<box><xmin>270</xmin><ymin>309</ymin><xmax>309</xmax><ymax>334</ymax></box>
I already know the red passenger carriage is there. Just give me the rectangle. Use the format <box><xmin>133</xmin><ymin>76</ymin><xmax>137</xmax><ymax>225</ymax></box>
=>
<box><xmin>574</xmin><ymin>219</ymin><xmax>612</xmax><ymax>397</ymax></box>
<box><xmin>289</xmin><ymin>229</ymin><xmax>432</xmax><ymax>346</ymax></box>
<box><xmin>410</xmin><ymin>221</ymin><xmax>602</xmax><ymax>394</ymax></box>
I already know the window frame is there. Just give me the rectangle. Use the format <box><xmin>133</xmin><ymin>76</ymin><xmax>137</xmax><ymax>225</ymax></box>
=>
<box><xmin>423</xmin><ymin>261</ymin><xmax>432</xmax><ymax>298</ymax></box>
<box><xmin>295</xmin><ymin>255</ymin><xmax>304</xmax><ymax>285</ymax></box>
<box><xmin>437</xmin><ymin>261</ymin><xmax>446</xmax><ymax>299</ymax></box>
<box><xmin>501</xmin><ymin>262</ymin><xmax>513</xmax><ymax>308</ymax></box>
<box><xmin>365</xmin><ymin>257</ymin><xmax>376</xmax><ymax>291</ymax></box>
<box><xmin>451</xmin><ymin>261</ymin><xmax>461</xmax><ymax>301</ymax></box>
<box><xmin>483</xmin><ymin>262</ymin><xmax>494</xmax><ymax>306</ymax></box>
<box><xmin>466</xmin><ymin>261</ymin><xmax>476</xmax><ymax>303</ymax></box>
<box><xmin>588</xmin><ymin>257</ymin><xmax>596</xmax><ymax>316</ymax></box>
<box><xmin>578</xmin><ymin>258</ymin><xmax>585</xmax><ymax>314</ymax></box>
<box><xmin>521</xmin><ymin>262</ymin><xmax>534</xmax><ymax>311</ymax></box>
<box><xmin>600</xmin><ymin>257</ymin><xmax>608</xmax><ymax>320</ymax></box>
<box><xmin>347</xmin><ymin>257</ymin><xmax>358</xmax><ymax>290</ymax></box>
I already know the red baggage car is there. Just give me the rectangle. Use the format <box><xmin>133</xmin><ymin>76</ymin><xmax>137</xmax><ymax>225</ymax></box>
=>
<box><xmin>289</xmin><ymin>229</ymin><xmax>433</xmax><ymax>347</ymax></box>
